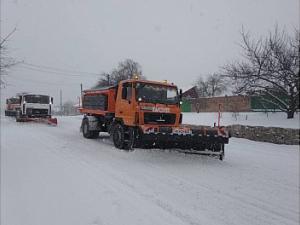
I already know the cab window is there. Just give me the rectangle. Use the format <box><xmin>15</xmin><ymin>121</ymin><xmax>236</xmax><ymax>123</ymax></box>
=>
<box><xmin>122</xmin><ymin>83</ymin><xmax>132</xmax><ymax>101</ymax></box>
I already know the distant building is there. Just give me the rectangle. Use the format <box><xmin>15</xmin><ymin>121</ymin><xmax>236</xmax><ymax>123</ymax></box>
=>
<box><xmin>182</xmin><ymin>86</ymin><xmax>198</xmax><ymax>99</ymax></box>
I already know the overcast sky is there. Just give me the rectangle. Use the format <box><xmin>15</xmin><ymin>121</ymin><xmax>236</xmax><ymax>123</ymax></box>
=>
<box><xmin>1</xmin><ymin>0</ymin><xmax>299</xmax><ymax>104</ymax></box>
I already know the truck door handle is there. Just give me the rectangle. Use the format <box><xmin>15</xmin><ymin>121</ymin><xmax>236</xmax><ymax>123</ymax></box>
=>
<box><xmin>119</xmin><ymin>111</ymin><xmax>123</xmax><ymax>114</ymax></box>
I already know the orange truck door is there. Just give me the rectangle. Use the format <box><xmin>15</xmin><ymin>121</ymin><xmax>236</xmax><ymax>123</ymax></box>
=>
<box><xmin>116</xmin><ymin>82</ymin><xmax>135</xmax><ymax>125</ymax></box>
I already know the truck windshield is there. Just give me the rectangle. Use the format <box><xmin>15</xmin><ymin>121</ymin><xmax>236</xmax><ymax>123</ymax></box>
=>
<box><xmin>136</xmin><ymin>83</ymin><xmax>178</xmax><ymax>104</ymax></box>
<box><xmin>24</xmin><ymin>95</ymin><xmax>50</xmax><ymax>104</ymax></box>
<box><xmin>9</xmin><ymin>98</ymin><xmax>20</xmax><ymax>104</ymax></box>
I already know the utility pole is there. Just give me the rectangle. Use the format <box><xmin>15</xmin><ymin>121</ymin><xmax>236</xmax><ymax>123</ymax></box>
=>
<box><xmin>101</xmin><ymin>73</ymin><xmax>110</xmax><ymax>86</ymax></box>
<box><xmin>80</xmin><ymin>83</ymin><xmax>83</xmax><ymax>107</ymax></box>
<box><xmin>107</xmin><ymin>74</ymin><xmax>110</xmax><ymax>86</ymax></box>
<box><xmin>60</xmin><ymin>89</ymin><xmax>63</xmax><ymax>115</ymax></box>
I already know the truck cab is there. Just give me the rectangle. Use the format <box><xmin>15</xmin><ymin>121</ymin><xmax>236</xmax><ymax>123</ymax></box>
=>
<box><xmin>115</xmin><ymin>79</ymin><xmax>182</xmax><ymax>131</ymax></box>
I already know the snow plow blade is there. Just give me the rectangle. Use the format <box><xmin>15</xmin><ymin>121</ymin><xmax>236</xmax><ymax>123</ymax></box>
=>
<box><xmin>47</xmin><ymin>118</ymin><xmax>58</xmax><ymax>126</ymax></box>
<box><xmin>136</xmin><ymin>126</ymin><xmax>229</xmax><ymax>160</ymax></box>
<box><xmin>16</xmin><ymin>117</ymin><xmax>58</xmax><ymax>126</ymax></box>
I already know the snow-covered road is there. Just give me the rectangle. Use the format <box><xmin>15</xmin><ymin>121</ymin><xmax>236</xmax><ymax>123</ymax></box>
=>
<box><xmin>1</xmin><ymin>116</ymin><xmax>299</xmax><ymax>225</ymax></box>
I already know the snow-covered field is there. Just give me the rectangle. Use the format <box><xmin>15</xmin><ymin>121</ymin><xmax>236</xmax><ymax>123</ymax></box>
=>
<box><xmin>182</xmin><ymin>112</ymin><xmax>300</xmax><ymax>129</ymax></box>
<box><xmin>1</xmin><ymin>116</ymin><xmax>299</xmax><ymax>225</ymax></box>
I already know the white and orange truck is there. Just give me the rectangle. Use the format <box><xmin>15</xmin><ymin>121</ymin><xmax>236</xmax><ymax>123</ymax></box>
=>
<box><xmin>15</xmin><ymin>94</ymin><xmax>57</xmax><ymax>125</ymax></box>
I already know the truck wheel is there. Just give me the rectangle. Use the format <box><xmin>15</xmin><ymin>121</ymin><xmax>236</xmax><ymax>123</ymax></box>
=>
<box><xmin>16</xmin><ymin>111</ymin><xmax>22</xmax><ymax>122</ymax></box>
<box><xmin>82</xmin><ymin>119</ymin><xmax>99</xmax><ymax>139</ymax></box>
<box><xmin>113</xmin><ymin>124</ymin><xmax>125</xmax><ymax>149</ymax></box>
<box><xmin>123</xmin><ymin>127</ymin><xmax>135</xmax><ymax>151</ymax></box>
<box><xmin>5</xmin><ymin>111</ymin><xmax>8</xmax><ymax>116</ymax></box>
<box><xmin>219</xmin><ymin>144</ymin><xmax>225</xmax><ymax>161</ymax></box>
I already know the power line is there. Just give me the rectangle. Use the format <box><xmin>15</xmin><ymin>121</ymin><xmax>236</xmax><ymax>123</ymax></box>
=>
<box><xmin>17</xmin><ymin>65</ymin><xmax>102</xmax><ymax>79</ymax></box>
<box><xmin>8</xmin><ymin>74</ymin><xmax>82</xmax><ymax>86</ymax></box>
<box><xmin>22</xmin><ymin>62</ymin><xmax>100</xmax><ymax>75</ymax></box>
<box><xmin>18</xmin><ymin>65</ymin><xmax>85</xmax><ymax>77</ymax></box>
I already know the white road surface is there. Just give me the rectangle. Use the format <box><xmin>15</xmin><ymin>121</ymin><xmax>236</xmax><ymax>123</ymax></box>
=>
<box><xmin>1</xmin><ymin>116</ymin><xmax>299</xmax><ymax>225</ymax></box>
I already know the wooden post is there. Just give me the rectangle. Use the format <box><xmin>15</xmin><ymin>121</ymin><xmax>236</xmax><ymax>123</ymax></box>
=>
<box><xmin>218</xmin><ymin>103</ymin><xmax>221</xmax><ymax>127</ymax></box>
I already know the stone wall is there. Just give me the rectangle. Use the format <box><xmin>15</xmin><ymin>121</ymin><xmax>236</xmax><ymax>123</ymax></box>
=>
<box><xmin>227</xmin><ymin>125</ymin><xmax>300</xmax><ymax>145</ymax></box>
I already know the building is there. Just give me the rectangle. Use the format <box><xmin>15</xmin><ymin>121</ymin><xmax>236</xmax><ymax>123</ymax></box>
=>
<box><xmin>182</xmin><ymin>86</ymin><xmax>198</xmax><ymax>99</ymax></box>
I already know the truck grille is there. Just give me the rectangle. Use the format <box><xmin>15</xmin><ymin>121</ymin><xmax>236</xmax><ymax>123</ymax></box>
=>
<box><xmin>144</xmin><ymin>113</ymin><xmax>176</xmax><ymax>125</ymax></box>
<box><xmin>26</xmin><ymin>108</ymin><xmax>49</xmax><ymax>115</ymax></box>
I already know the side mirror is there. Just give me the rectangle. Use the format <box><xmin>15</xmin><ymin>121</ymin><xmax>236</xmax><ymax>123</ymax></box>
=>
<box><xmin>178</xmin><ymin>89</ymin><xmax>183</xmax><ymax>106</ymax></box>
<box><xmin>6</xmin><ymin>99</ymin><xmax>8</xmax><ymax>104</ymax></box>
<box><xmin>179</xmin><ymin>89</ymin><xmax>183</xmax><ymax>100</ymax></box>
<box><xmin>51</xmin><ymin>97</ymin><xmax>54</xmax><ymax>104</ymax></box>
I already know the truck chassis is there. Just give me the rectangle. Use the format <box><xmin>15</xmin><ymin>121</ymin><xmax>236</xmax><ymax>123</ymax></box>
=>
<box><xmin>81</xmin><ymin>114</ymin><xmax>228</xmax><ymax>160</ymax></box>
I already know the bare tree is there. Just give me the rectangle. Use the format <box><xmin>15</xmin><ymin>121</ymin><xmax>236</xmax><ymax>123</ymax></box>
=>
<box><xmin>207</xmin><ymin>73</ymin><xmax>228</xmax><ymax>96</ymax></box>
<box><xmin>111</xmin><ymin>58</ymin><xmax>144</xmax><ymax>84</ymax></box>
<box><xmin>195</xmin><ymin>74</ymin><xmax>227</xmax><ymax>97</ymax></box>
<box><xmin>223</xmin><ymin>26</ymin><xmax>299</xmax><ymax>118</ymax></box>
<box><xmin>93</xmin><ymin>72</ymin><xmax>111</xmax><ymax>88</ymax></box>
<box><xmin>94</xmin><ymin>59</ymin><xmax>144</xmax><ymax>88</ymax></box>
<box><xmin>0</xmin><ymin>28</ymin><xmax>17</xmax><ymax>88</ymax></box>
<box><xmin>195</xmin><ymin>77</ymin><xmax>209</xmax><ymax>97</ymax></box>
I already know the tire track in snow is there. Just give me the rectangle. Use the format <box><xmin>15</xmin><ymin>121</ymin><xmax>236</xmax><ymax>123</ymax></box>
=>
<box><xmin>3</xmin><ymin>119</ymin><xmax>189</xmax><ymax>225</ymax></box>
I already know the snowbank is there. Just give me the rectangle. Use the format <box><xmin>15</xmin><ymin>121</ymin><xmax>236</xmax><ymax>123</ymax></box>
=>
<box><xmin>182</xmin><ymin>112</ymin><xmax>300</xmax><ymax>129</ymax></box>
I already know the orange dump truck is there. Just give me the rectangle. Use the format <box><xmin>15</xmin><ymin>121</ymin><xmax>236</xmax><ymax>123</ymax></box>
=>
<box><xmin>79</xmin><ymin>78</ymin><xmax>229</xmax><ymax>160</ymax></box>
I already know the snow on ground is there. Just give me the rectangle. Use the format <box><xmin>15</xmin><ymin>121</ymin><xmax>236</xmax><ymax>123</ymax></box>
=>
<box><xmin>182</xmin><ymin>112</ymin><xmax>300</xmax><ymax>129</ymax></box>
<box><xmin>1</xmin><ymin>116</ymin><xmax>299</xmax><ymax>225</ymax></box>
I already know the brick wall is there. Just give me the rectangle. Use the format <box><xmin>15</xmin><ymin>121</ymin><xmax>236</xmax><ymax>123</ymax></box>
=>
<box><xmin>189</xmin><ymin>95</ymin><xmax>251</xmax><ymax>112</ymax></box>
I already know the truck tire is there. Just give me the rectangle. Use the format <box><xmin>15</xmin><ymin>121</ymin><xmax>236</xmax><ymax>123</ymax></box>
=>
<box><xmin>5</xmin><ymin>110</ymin><xmax>8</xmax><ymax>116</ymax></box>
<box><xmin>112</xmin><ymin>123</ymin><xmax>125</xmax><ymax>149</ymax></box>
<box><xmin>16</xmin><ymin>111</ymin><xmax>22</xmax><ymax>122</ymax></box>
<box><xmin>219</xmin><ymin>144</ymin><xmax>225</xmax><ymax>161</ymax></box>
<box><xmin>82</xmin><ymin>119</ymin><xmax>99</xmax><ymax>139</ymax></box>
<box><xmin>124</xmin><ymin>127</ymin><xmax>135</xmax><ymax>151</ymax></box>
<box><xmin>112</xmin><ymin>124</ymin><xmax>135</xmax><ymax>150</ymax></box>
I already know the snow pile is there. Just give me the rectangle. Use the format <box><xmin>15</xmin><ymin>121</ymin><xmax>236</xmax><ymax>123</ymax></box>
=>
<box><xmin>182</xmin><ymin>112</ymin><xmax>300</xmax><ymax>129</ymax></box>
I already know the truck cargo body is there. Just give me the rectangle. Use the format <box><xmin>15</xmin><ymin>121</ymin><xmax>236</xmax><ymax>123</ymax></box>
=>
<box><xmin>5</xmin><ymin>97</ymin><xmax>20</xmax><ymax>116</ymax></box>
